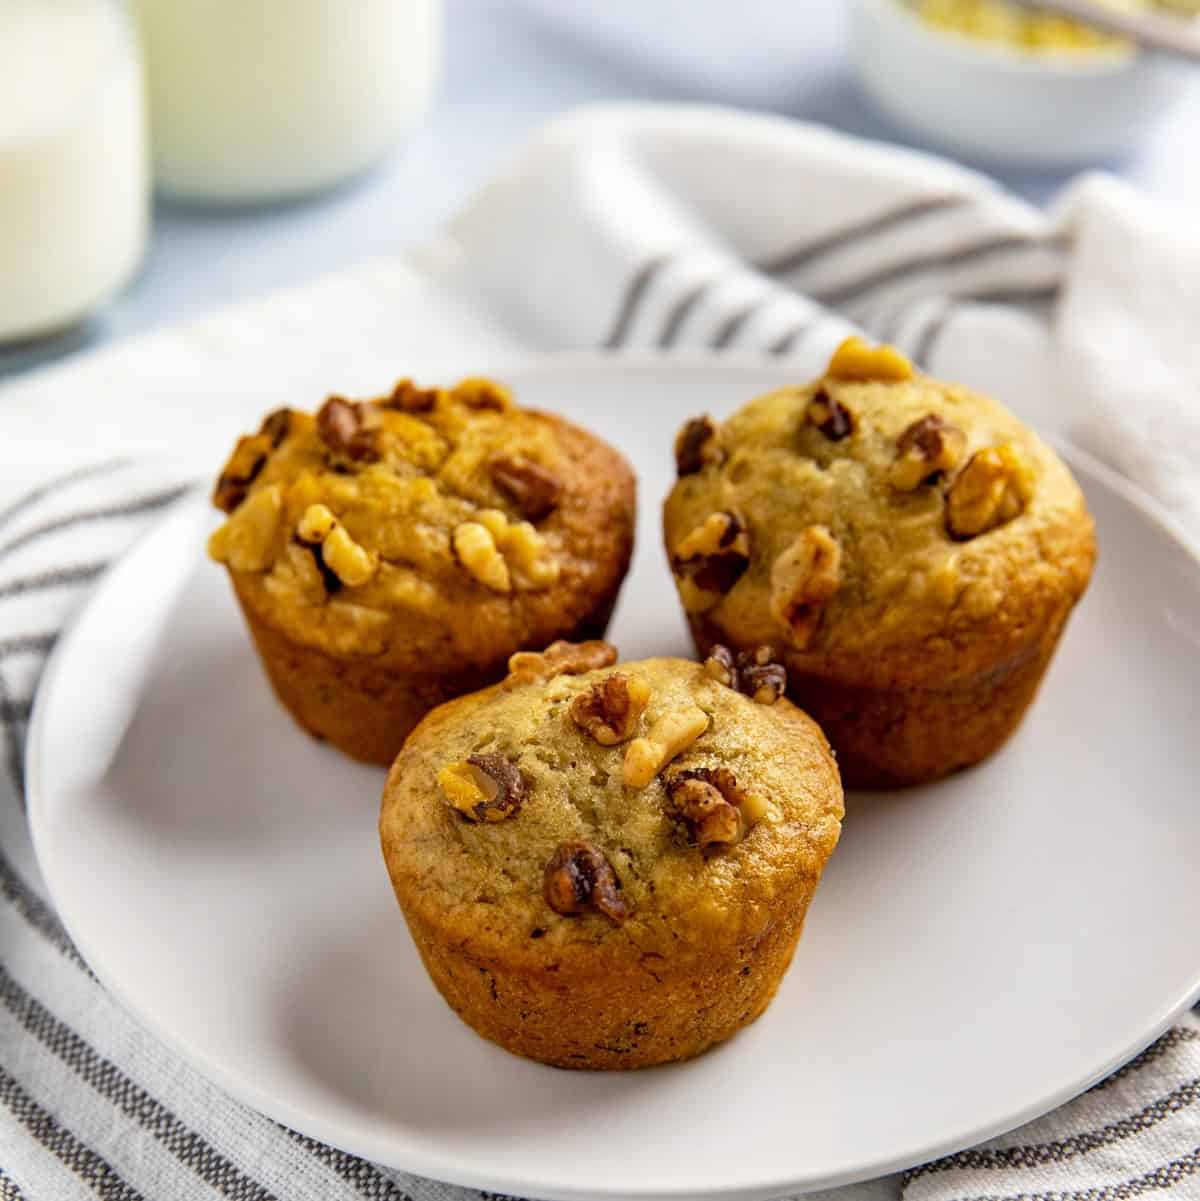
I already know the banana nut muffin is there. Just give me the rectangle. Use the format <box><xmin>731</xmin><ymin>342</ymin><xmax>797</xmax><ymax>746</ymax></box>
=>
<box><xmin>379</xmin><ymin>641</ymin><xmax>843</xmax><ymax>1070</ymax></box>
<box><xmin>664</xmin><ymin>338</ymin><xmax>1096</xmax><ymax>789</ymax></box>
<box><xmin>208</xmin><ymin>377</ymin><xmax>636</xmax><ymax>764</ymax></box>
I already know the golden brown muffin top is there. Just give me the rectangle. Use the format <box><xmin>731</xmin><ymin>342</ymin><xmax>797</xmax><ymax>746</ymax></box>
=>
<box><xmin>207</xmin><ymin>378</ymin><xmax>635</xmax><ymax>661</ymax></box>
<box><xmin>664</xmin><ymin>340</ymin><xmax>1095</xmax><ymax>685</ymax></box>
<box><xmin>380</xmin><ymin>648</ymin><xmax>843</xmax><ymax>962</ymax></box>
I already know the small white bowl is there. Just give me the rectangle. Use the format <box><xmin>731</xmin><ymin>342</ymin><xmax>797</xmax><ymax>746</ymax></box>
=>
<box><xmin>850</xmin><ymin>0</ymin><xmax>1191</xmax><ymax>167</ymax></box>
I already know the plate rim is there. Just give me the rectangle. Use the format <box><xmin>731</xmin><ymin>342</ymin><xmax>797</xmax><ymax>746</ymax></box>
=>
<box><xmin>24</xmin><ymin>352</ymin><xmax>1200</xmax><ymax>1201</ymax></box>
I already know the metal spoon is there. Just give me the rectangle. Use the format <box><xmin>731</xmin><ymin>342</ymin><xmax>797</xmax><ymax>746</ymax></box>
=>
<box><xmin>1007</xmin><ymin>0</ymin><xmax>1200</xmax><ymax>62</ymax></box>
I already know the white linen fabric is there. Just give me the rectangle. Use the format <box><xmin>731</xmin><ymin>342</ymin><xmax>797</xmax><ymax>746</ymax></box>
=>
<box><xmin>0</xmin><ymin>104</ymin><xmax>1197</xmax><ymax>1201</ymax></box>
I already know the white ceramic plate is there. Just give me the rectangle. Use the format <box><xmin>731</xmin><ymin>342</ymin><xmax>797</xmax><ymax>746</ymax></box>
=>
<box><xmin>27</xmin><ymin>358</ymin><xmax>1200</xmax><ymax>1201</ymax></box>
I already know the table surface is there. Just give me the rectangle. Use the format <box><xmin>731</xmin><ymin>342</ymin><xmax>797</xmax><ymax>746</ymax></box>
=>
<box><xmin>5</xmin><ymin>0</ymin><xmax>1200</xmax><ymax>381</ymax></box>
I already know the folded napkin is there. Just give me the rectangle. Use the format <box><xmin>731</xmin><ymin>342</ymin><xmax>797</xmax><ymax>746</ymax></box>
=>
<box><xmin>1</xmin><ymin>104</ymin><xmax>1198</xmax><ymax>1201</ymax></box>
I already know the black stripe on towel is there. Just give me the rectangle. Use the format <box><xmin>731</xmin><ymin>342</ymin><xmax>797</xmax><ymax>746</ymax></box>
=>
<box><xmin>603</xmin><ymin>253</ymin><xmax>677</xmax><ymax>349</ymax></box>
<box><xmin>0</xmin><ymin>562</ymin><xmax>107</xmax><ymax>602</ymax></box>
<box><xmin>814</xmin><ymin>234</ymin><xmax>1064</xmax><ymax>308</ymax></box>
<box><xmin>0</xmin><ymin>459</ymin><xmax>132</xmax><ymax>538</ymax></box>
<box><xmin>757</xmin><ymin>194</ymin><xmax>972</xmax><ymax>277</ymax></box>
<box><xmin>0</xmin><ymin>845</ymin><xmax>87</xmax><ymax>971</ymax></box>
<box><xmin>0</xmin><ymin>1063</ymin><xmax>146</xmax><ymax>1201</ymax></box>
<box><xmin>0</xmin><ymin>1168</ymin><xmax>28</xmax><ymax>1200</ymax></box>
<box><xmin>0</xmin><ymin>669</ymin><xmax>25</xmax><ymax>803</ymax></box>
<box><xmin>0</xmin><ymin>964</ymin><xmax>278</xmax><ymax>1201</ymax></box>
<box><xmin>709</xmin><ymin>301</ymin><xmax>762</xmax><ymax>350</ymax></box>
<box><xmin>0</xmin><ymin>486</ymin><xmax>190</xmax><ymax>563</ymax></box>
<box><xmin>905</xmin><ymin>1074</ymin><xmax>1200</xmax><ymax>1183</ymax></box>
<box><xmin>283</xmin><ymin>1128</ymin><xmax>417</xmax><ymax>1201</ymax></box>
<box><xmin>0</xmin><ymin>633</ymin><xmax>56</xmax><ymax>662</ymax></box>
<box><xmin>658</xmin><ymin>277</ymin><xmax>721</xmax><ymax>348</ymax></box>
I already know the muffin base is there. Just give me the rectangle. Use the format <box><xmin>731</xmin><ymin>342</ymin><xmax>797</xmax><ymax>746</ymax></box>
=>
<box><xmin>233</xmin><ymin>579</ymin><xmax>619</xmax><ymax>766</ymax></box>
<box><xmin>399</xmin><ymin>900</ymin><xmax>813</xmax><ymax>1070</ymax></box>
<box><xmin>690</xmin><ymin>601</ymin><xmax>1078</xmax><ymax>790</ymax></box>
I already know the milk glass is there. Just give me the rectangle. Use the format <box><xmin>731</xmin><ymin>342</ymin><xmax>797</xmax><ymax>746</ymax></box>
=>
<box><xmin>136</xmin><ymin>0</ymin><xmax>441</xmax><ymax>204</ymax></box>
<box><xmin>0</xmin><ymin>0</ymin><xmax>148</xmax><ymax>343</ymax></box>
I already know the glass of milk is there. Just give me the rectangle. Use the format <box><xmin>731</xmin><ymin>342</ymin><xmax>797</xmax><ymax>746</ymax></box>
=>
<box><xmin>137</xmin><ymin>0</ymin><xmax>442</xmax><ymax>205</ymax></box>
<box><xmin>0</xmin><ymin>0</ymin><xmax>149</xmax><ymax>344</ymax></box>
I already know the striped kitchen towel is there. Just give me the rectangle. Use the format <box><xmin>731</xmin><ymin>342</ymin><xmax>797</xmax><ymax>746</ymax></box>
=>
<box><xmin>2</xmin><ymin>103</ymin><xmax>1199</xmax><ymax>1201</ymax></box>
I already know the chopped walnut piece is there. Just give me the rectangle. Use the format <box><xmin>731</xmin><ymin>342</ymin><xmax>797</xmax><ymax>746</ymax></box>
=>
<box><xmin>674</xmin><ymin>415</ymin><xmax>722</xmax><ymax>476</ymax></box>
<box><xmin>672</xmin><ymin>512</ymin><xmax>751</xmax><ymax>613</ymax></box>
<box><xmin>296</xmin><ymin>503</ymin><xmax>337</xmax><ymax>544</ymax></box>
<box><xmin>543</xmin><ymin>840</ymin><xmax>630</xmax><ymax>923</ymax></box>
<box><xmin>826</xmin><ymin>336</ymin><xmax>915</xmax><ymax>383</ymax></box>
<box><xmin>703</xmin><ymin>644</ymin><xmax>787</xmax><ymax>703</ymax></box>
<box><xmin>737</xmin><ymin>646</ymin><xmax>788</xmax><ymax>704</ymax></box>
<box><xmin>505</xmin><ymin>640</ymin><xmax>617</xmax><ymax>688</ymax></box>
<box><xmin>454</xmin><ymin>377</ymin><xmax>513</xmax><ymax>412</ymax></box>
<box><xmin>213</xmin><ymin>433</ymin><xmax>273</xmax><ymax>513</ymax></box>
<box><xmin>490</xmin><ymin>455</ymin><xmax>563</xmax><ymax>522</ymax></box>
<box><xmin>438</xmin><ymin>754</ymin><xmax>525</xmax><ymax>823</ymax></box>
<box><xmin>452</xmin><ymin>521</ymin><xmax>510</xmax><ymax>592</ymax></box>
<box><xmin>293</xmin><ymin>503</ymin><xmax>377</xmax><ymax>588</ymax></box>
<box><xmin>890</xmin><ymin>414</ymin><xmax>968</xmax><ymax>491</ymax></box>
<box><xmin>623</xmin><ymin>705</ymin><xmax>710</xmax><ymax>789</ymax></box>
<box><xmin>569</xmin><ymin>673</ymin><xmax>652</xmax><ymax>745</ymax></box>
<box><xmin>321</xmin><ymin>525</ymin><xmax>377</xmax><ymax>588</ymax></box>
<box><xmin>316</xmin><ymin>396</ymin><xmax>379</xmax><ymax>462</ymax></box>
<box><xmin>386</xmin><ymin>378</ymin><xmax>439</xmax><ymax>412</ymax></box>
<box><xmin>260</xmin><ymin>408</ymin><xmax>293</xmax><ymax>448</ymax></box>
<box><xmin>945</xmin><ymin>444</ymin><xmax>1034</xmax><ymax>540</ymax></box>
<box><xmin>770</xmin><ymin>525</ymin><xmax>842</xmax><ymax>647</ymax></box>
<box><xmin>703</xmin><ymin>644</ymin><xmax>738</xmax><ymax>688</ymax></box>
<box><xmin>665</xmin><ymin>767</ymin><xmax>760</xmax><ymax>849</ymax></box>
<box><xmin>208</xmin><ymin>484</ymin><xmax>283</xmax><ymax>571</ymax></box>
<box><xmin>805</xmin><ymin>389</ymin><xmax>855</xmax><ymax>441</ymax></box>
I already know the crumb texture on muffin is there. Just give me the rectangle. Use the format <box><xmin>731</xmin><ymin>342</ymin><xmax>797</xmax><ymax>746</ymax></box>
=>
<box><xmin>207</xmin><ymin>377</ymin><xmax>636</xmax><ymax>674</ymax></box>
<box><xmin>380</xmin><ymin>650</ymin><xmax>843</xmax><ymax>1067</ymax></box>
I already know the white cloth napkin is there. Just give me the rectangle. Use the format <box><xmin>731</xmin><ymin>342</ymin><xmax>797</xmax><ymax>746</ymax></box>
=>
<box><xmin>1</xmin><ymin>103</ymin><xmax>1198</xmax><ymax>1201</ymax></box>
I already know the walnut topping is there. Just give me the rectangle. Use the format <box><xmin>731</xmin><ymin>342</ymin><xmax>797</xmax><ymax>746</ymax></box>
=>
<box><xmin>213</xmin><ymin>433</ymin><xmax>273</xmax><ymax>513</ymax></box>
<box><xmin>505</xmin><ymin>640</ymin><xmax>617</xmax><ymax>688</ymax></box>
<box><xmin>890</xmin><ymin>414</ymin><xmax>967</xmax><ymax>491</ymax></box>
<box><xmin>674</xmin><ymin>415</ymin><xmax>722</xmax><ymax>476</ymax></box>
<box><xmin>543</xmin><ymin>840</ymin><xmax>630</xmax><ymax>923</ymax></box>
<box><xmin>296</xmin><ymin>502</ymin><xmax>336</xmax><ymax>544</ymax></box>
<box><xmin>454</xmin><ymin>510</ymin><xmax>559</xmax><ymax>592</ymax></box>
<box><xmin>207</xmin><ymin>484</ymin><xmax>283</xmax><ymax>571</ymax></box>
<box><xmin>454</xmin><ymin>377</ymin><xmax>513</xmax><ymax>412</ymax></box>
<box><xmin>294</xmin><ymin>503</ymin><xmax>377</xmax><ymax>588</ymax></box>
<box><xmin>703</xmin><ymin>644</ymin><xmax>738</xmax><ymax>688</ymax></box>
<box><xmin>805</xmin><ymin>389</ymin><xmax>854</xmax><ymax>441</ymax></box>
<box><xmin>316</xmin><ymin>396</ymin><xmax>379</xmax><ymax>462</ymax></box>
<box><xmin>826</xmin><ymin>336</ymin><xmax>915</xmax><ymax>383</ymax></box>
<box><xmin>703</xmin><ymin>645</ymin><xmax>787</xmax><ymax>704</ymax></box>
<box><xmin>665</xmin><ymin>767</ymin><xmax>761</xmax><ymax>849</ymax></box>
<box><xmin>385</xmin><ymin>378</ymin><xmax>439</xmax><ymax>412</ymax></box>
<box><xmin>438</xmin><ymin>754</ymin><xmax>525</xmax><ymax>823</ymax></box>
<box><xmin>452</xmin><ymin>521</ymin><xmax>510</xmax><ymax>592</ymax></box>
<box><xmin>260</xmin><ymin>408</ymin><xmax>293</xmax><ymax>448</ymax></box>
<box><xmin>490</xmin><ymin>455</ymin><xmax>563</xmax><ymax>522</ymax></box>
<box><xmin>569</xmin><ymin>673</ymin><xmax>652</xmax><ymax>745</ymax></box>
<box><xmin>623</xmin><ymin>705</ymin><xmax>710</xmax><ymax>789</ymax></box>
<box><xmin>945</xmin><ymin>444</ymin><xmax>1034</xmax><ymax>540</ymax></box>
<box><xmin>736</xmin><ymin>646</ymin><xmax>788</xmax><ymax>704</ymax></box>
<box><xmin>770</xmin><ymin>525</ymin><xmax>841</xmax><ymax>647</ymax></box>
<box><xmin>672</xmin><ymin>512</ymin><xmax>751</xmax><ymax>613</ymax></box>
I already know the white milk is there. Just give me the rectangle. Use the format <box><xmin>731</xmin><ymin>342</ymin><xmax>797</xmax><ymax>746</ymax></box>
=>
<box><xmin>0</xmin><ymin>0</ymin><xmax>148</xmax><ymax>343</ymax></box>
<box><xmin>137</xmin><ymin>0</ymin><xmax>441</xmax><ymax>204</ymax></box>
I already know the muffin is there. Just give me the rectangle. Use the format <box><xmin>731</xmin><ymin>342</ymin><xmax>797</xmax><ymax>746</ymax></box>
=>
<box><xmin>208</xmin><ymin>377</ymin><xmax>636</xmax><ymax>765</ymax></box>
<box><xmin>664</xmin><ymin>338</ymin><xmax>1096</xmax><ymax>789</ymax></box>
<box><xmin>379</xmin><ymin>641</ymin><xmax>843</xmax><ymax>1070</ymax></box>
